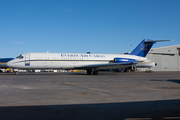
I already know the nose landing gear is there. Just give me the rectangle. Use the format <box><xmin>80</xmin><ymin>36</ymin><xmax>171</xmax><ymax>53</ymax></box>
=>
<box><xmin>15</xmin><ymin>71</ymin><xmax>19</xmax><ymax>75</ymax></box>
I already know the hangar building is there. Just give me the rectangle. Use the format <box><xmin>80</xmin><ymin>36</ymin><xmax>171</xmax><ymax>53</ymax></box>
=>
<box><xmin>146</xmin><ymin>45</ymin><xmax>180</xmax><ymax>71</ymax></box>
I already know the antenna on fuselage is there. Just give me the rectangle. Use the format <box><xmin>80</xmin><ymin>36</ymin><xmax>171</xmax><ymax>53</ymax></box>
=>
<box><xmin>47</xmin><ymin>51</ymin><xmax>49</xmax><ymax>53</ymax></box>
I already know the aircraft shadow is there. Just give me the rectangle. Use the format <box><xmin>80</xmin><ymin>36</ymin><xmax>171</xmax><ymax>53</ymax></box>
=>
<box><xmin>150</xmin><ymin>79</ymin><xmax>180</xmax><ymax>85</ymax></box>
<box><xmin>0</xmin><ymin>99</ymin><xmax>180</xmax><ymax>120</ymax></box>
<box><xmin>167</xmin><ymin>80</ymin><xmax>180</xmax><ymax>84</ymax></box>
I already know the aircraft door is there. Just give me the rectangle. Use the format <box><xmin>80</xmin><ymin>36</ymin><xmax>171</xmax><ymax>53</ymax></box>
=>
<box><xmin>25</xmin><ymin>54</ymin><xmax>30</xmax><ymax>66</ymax></box>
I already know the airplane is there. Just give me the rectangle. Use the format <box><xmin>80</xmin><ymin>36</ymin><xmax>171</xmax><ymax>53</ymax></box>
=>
<box><xmin>7</xmin><ymin>39</ymin><xmax>171</xmax><ymax>75</ymax></box>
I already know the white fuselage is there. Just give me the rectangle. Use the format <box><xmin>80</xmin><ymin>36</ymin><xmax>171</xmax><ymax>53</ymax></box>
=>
<box><xmin>7</xmin><ymin>53</ymin><xmax>147</xmax><ymax>69</ymax></box>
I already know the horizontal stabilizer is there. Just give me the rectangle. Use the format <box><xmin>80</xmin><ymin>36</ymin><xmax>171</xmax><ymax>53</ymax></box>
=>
<box><xmin>144</xmin><ymin>40</ymin><xmax>173</xmax><ymax>43</ymax></box>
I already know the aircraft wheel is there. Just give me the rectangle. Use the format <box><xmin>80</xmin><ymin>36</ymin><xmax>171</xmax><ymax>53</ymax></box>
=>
<box><xmin>87</xmin><ymin>70</ymin><xmax>92</xmax><ymax>75</ymax></box>
<box><xmin>93</xmin><ymin>70</ymin><xmax>98</xmax><ymax>75</ymax></box>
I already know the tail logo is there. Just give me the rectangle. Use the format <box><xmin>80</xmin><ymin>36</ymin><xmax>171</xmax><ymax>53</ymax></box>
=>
<box><xmin>141</xmin><ymin>48</ymin><xmax>147</xmax><ymax>50</ymax></box>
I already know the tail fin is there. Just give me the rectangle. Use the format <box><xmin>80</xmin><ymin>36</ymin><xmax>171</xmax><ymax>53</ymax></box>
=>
<box><xmin>128</xmin><ymin>39</ymin><xmax>172</xmax><ymax>57</ymax></box>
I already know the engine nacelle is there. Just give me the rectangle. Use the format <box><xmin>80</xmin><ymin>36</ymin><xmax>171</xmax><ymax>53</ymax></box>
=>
<box><xmin>114</xmin><ymin>58</ymin><xmax>139</xmax><ymax>63</ymax></box>
<box><xmin>136</xmin><ymin>61</ymin><xmax>157</xmax><ymax>68</ymax></box>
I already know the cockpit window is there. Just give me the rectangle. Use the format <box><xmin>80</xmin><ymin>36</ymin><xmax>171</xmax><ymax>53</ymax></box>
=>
<box><xmin>16</xmin><ymin>55</ymin><xmax>24</xmax><ymax>59</ymax></box>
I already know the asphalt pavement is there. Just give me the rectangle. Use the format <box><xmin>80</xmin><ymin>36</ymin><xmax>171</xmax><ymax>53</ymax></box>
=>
<box><xmin>0</xmin><ymin>71</ymin><xmax>180</xmax><ymax>120</ymax></box>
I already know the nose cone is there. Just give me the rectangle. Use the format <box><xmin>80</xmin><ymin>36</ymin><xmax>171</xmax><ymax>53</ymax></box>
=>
<box><xmin>7</xmin><ymin>60</ymin><xmax>15</xmax><ymax>68</ymax></box>
<box><xmin>6</xmin><ymin>61</ymin><xmax>11</xmax><ymax>68</ymax></box>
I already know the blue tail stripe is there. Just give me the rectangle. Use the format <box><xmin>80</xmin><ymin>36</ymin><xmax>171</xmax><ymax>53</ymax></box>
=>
<box><xmin>128</xmin><ymin>39</ymin><xmax>155</xmax><ymax>57</ymax></box>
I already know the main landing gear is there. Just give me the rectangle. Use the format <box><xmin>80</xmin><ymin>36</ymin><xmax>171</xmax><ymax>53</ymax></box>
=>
<box><xmin>87</xmin><ymin>70</ymin><xmax>98</xmax><ymax>75</ymax></box>
<box><xmin>87</xmin><ymin>70</ymin><xmax>92</xmax><ymax>75</ymax></box>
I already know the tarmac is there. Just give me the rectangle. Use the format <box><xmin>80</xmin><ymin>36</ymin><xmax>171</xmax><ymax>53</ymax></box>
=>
<box><xmin>0</xmin><ymin>71</ymin><xmax>180</xmax><ymax>120</ymax></box>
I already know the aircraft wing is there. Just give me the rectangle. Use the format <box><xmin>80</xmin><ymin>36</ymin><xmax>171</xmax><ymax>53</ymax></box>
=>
<box><xmin>74</xmin><ymin>62</ymin><xmax>138</xmax><ymax>70</ymax></box>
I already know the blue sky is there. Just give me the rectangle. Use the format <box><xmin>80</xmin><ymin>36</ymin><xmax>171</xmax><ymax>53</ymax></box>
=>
<box><xmin>0</xmin><ymin>0</ymin><xmax>180</xmax><ymax>58</ymax></box>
